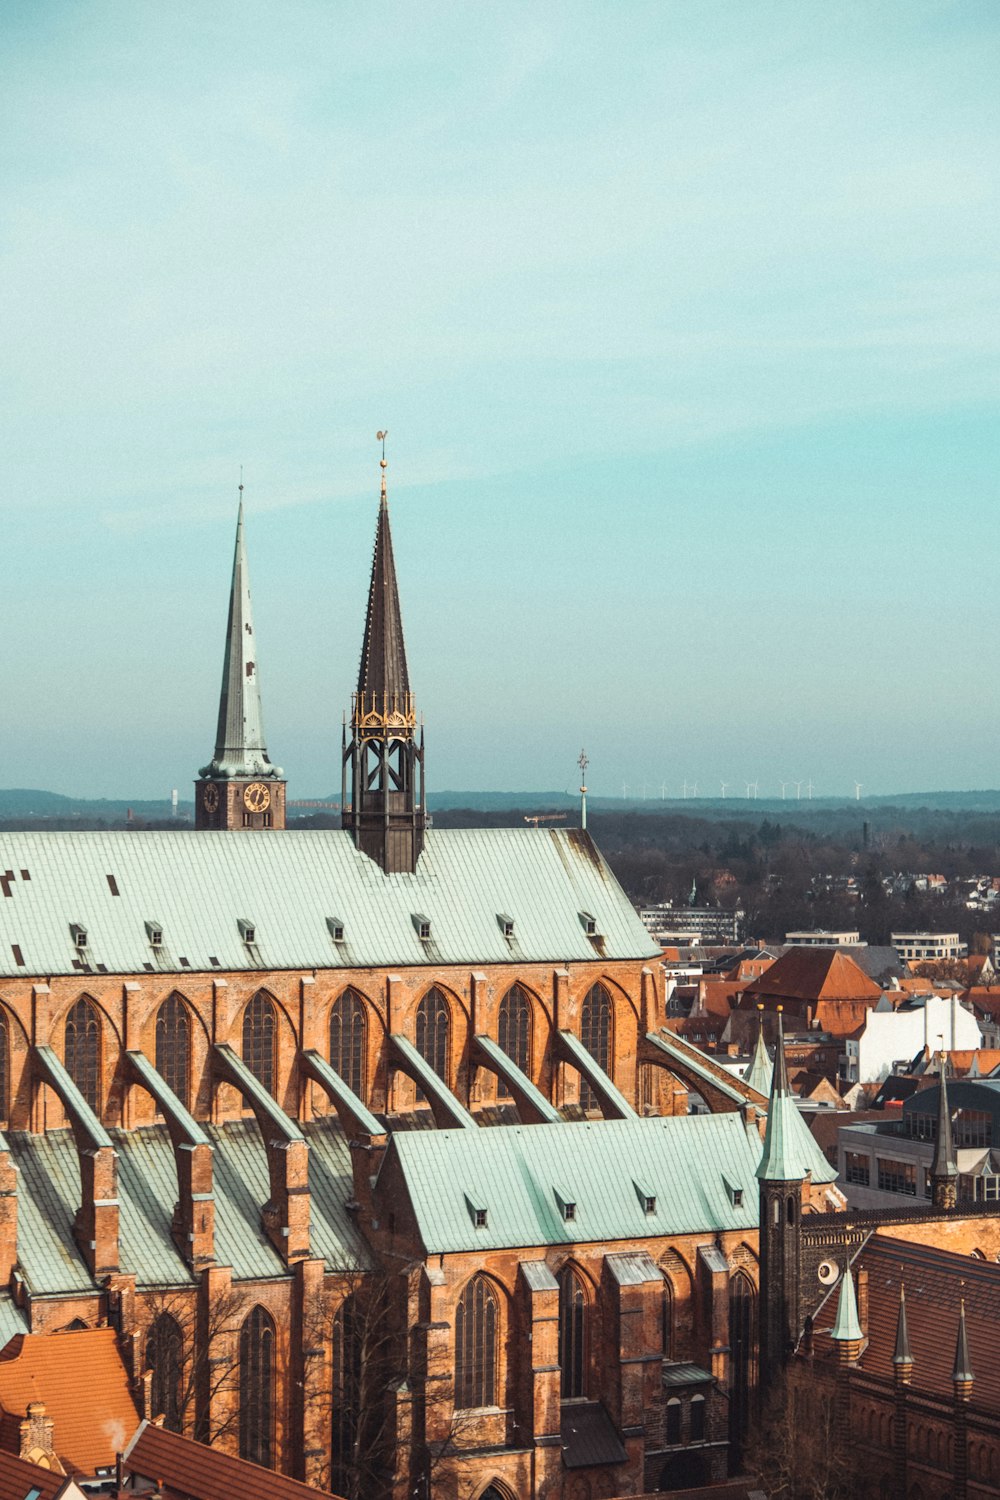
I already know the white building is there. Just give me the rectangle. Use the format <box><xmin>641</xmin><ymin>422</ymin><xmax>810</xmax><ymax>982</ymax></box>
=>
<box><xmin>786</xmin><ymin>929</ymin><xmax>862</xmax><ymax>946</ymax></box>
<box><xmin>891</xmin><ymin>931</ymin><xmax>967</xmax><ymax>962</ymax></box>
<box><xmin>842</xmin><ymin>994</ymin><xmax>982</xmax><ymax>1084</ymax></box>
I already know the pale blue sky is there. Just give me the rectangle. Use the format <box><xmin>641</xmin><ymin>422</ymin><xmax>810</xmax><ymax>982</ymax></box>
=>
<box><xmin>2</xmin><ymin>2</ymin><xmax>998</xmax><ymax>799</ymax></box>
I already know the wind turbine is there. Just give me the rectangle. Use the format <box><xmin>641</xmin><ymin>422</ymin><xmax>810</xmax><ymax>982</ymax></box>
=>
<box><xmin>745</xmin><ymin>781</ymin><xmax>753</xmax><ymax>799</ymax></box>
<box><xmin>753</xmin><ymin>781</ymin><xmax>760</xmax><ymax>800</ymax></box>
<box><xmin>720</xmin><ymin>781</ymin><xmax>729</xmax><ymax>799</ymax></box>
<box><xmin>854</xmin><ymin>781</ymin><xmax>863</xmax><ymax>801</ymax></box>
<box><xmin>660</xmin><ymin>781</ymin><xmax>667</xmax><ymax>800</ymax></box>
<box><xmin>806</xmin><ymin>779</ymin><xmax>814</xmax><ymax>800</ymax></box>
<box><xmin>780</xmin><ymin>781</ymin><xmax>788</xmax><ymax>800</ymax></box>
<box><xmin>682</xmin><ymin>780</ymin><xmax>689</xmax><ymax>799</ymax></box>
<box><xmin>794</xmin><ymin>780</ymin><xmax>802</xmax><ymax>799</ymax></box>
<box><xmin>690</xmin><ymin>782</ymin><xmax>698</xmax><ymax>798</ymax></box>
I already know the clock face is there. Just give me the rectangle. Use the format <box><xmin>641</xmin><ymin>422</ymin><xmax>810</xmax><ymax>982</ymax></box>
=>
<box><xmin>202</xmin><ymin>783</ymin><xmax>220</xmax><ymax>813</ymax></box>
<box><xmin>243</xmin><ymin>782</ymin><xmax>271</xmax><ymax>813</ymax></box>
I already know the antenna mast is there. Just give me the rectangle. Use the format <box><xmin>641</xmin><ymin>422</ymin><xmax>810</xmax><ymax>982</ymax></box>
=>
<box><xmin>578</xmin><ymin>749</ymin><xmax>589</xmax><ymax>831</ymax></box>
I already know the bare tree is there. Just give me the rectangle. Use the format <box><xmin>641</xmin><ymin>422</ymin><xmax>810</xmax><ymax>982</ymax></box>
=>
<box><xmin>743</xmin><ymin>1373</ymin><xmax>861</xmax><ymax>1500</ymax></box>
<box><xmin>140</xmin><ymin>1282</ymin><xmax>248</xmax><ymax>1447</ymax></box>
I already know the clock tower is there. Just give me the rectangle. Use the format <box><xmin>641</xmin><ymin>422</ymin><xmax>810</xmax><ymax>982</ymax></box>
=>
<box><xmin>195</xmin><ymin>497</ymin><xmax>286</xmax><ymax>830</ymax></box>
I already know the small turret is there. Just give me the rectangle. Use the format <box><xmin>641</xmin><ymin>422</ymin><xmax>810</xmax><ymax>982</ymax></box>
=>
<box><xmin>930</xmin><ymin>1052</ymin><xmax>958</xmax><ymax>1210</ymax></box>
<box><xmin>745</xmin><ymin>1005</ymin><xmax>773</xmax><ymax>1097</ymax></box>
<box><xmin>831</xmin><ymin>1261</ymin><xmax>863</xmax><ymax>1363</ymax></box>
<box><xmin>892</xmin><ymin>1284</ymin><xmax>913</xmax><ymax>1385</ymax></box>
<box><xmin>952</xmin><ymin>1299</ymin><xmax>974</xmax><ymax>1401</ymax></box>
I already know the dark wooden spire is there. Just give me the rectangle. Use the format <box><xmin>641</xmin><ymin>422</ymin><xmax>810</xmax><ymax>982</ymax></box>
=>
<box><xmin>343</xmin><ymin>436</ymin><xmax>425</xmax><ymax>874</ymax></box>
<box><xmin>930</xmin><ymin>1053</ymin><xmax>958</xmax><ymax>1209</ymax></box>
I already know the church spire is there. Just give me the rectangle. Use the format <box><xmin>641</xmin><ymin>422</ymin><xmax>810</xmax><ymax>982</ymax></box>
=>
<box><xmin>930</xmin><ymin>1051</ymin><xmax>958</xmax><ymax>1209</ymax></box>
<box><xmin>342</xmin><ymin>434</ymin><xmax>425</xmax><ymax>873</ymax></box>
<box><xmin>196</xmin><ymin>493</ymin><xmax>286</xmax><ymax>830</ymax></box>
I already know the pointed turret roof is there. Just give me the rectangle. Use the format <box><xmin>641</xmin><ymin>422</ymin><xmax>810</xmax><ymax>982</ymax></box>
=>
<box><xmin>756</xmin><ymin>1013</ymin><xmax>830</xmax><ymax>1182</ymax></box>
<box><xmin>200</xmin><ymin>503</ymin><xmax>283</xmax><ymax>781</ymax></box>
<box><xmin>893</xmin><ymin>1284</ymin><xmax>913</xmax><ymax>1368</ymax></box>
<box><xmin>930</xmin><ymin>1054</ymin><xmax>958</xmax><ymax>1182</ymax></box>
<box><xmin>831</xmin><ymin>1263</ymin><xmax>863</xmax><ymax>1344</ymax></box>
<box><xmin>357</xmin><ymin>464</ymin><xmax>410</xmax><ymax>704</ymax></box>
<box><xmin>953</xmin><ymin>1299</ymin><xmax>974</xmax><ymax>1388</ymax></box>
<box><xmin>744</xmin><ymin>1015</ymin><xmax>774</xmax><ymax>1097</ymax></box>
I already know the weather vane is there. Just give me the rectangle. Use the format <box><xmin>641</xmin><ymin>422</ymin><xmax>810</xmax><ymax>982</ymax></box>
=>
<box><xmin>377</xmin><ymin>431</ymin><xmax>388</xmax><ymax>500</ymax></box>
<box><xmin>578</xmin><ymin>748</ymin><xmax>589</xmax><ymax>831</ymax></box>
<box><xmin>239</xmin><ymin>463</ymin><xmax>244</xmax><ymax>499</ymax></box>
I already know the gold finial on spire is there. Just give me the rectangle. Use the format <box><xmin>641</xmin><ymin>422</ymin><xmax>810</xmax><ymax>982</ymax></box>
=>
<box><xmin>239</xmin><ymin>464</ymin><xmax>244</xmax><ymax>502</ymax></box>
<box><xmin>377</xmin><ymin>430</ymin><xmax>388</xmax><ymax>502</ymax></box>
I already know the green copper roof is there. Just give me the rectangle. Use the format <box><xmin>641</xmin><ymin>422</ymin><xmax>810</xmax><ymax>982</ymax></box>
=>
<box><xmin>0</xmin><ymin>828</ymin><xmax>658</xmax><ymax>977</ymax></box>
<box><xmin>831</xmin><ymin>1264</ymin><xmax>863</xmax><ymax>1343</ymax></box>
<box><xmin>386</xmin><ymin>1113</ymin><xmax>764</xmax><ymax>1254</ymax></box>
<box><xmin>199</xmin><ymin>502</ymin><xmax>283</xmax><ymax>782</ymax></box>
<box><xmin>744</xmin><ymin>1025</ymin><xmax>773</xmax><ymax>1097</ymax></box>
<box><xmin>756</xmin><ymin>1018</ymin><xmax>833</xmax><ymax>1183</ymax></box>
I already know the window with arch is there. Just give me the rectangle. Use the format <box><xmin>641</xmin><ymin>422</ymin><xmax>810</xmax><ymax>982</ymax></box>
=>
<box><xmin>579</xmin><ymin>984</ymin><xmax>612</xmax><ymax>1109</ymax></box>
<box><xmin>332</xmin><ymin>1295</ymin><xmax>361</xmax><ymax>1497</ymax></box>
<box><xmin>558</xmin><ymin>1265</ymin><xmax>588</xmax><ymax>1400</ymax></box>
<box><xmin>239</xmin><ymin>1305</ymin><xmax>275</xmax><ymax>1467</ymax></box>
<box><xmin>329</xmin><ymin>990</ymin><xmax>367</xmax><ymax>1098</ymax></box>
<box><xmin>455</xmin><ymin>1274</ymin><xmax>499</xmax><ymax>1410</ymax></box>
<box><xmin>65</xmin><ymin>997</ymin><xmax>101</xmax><ymax>1112</ymax></box>
<box><xmin>0</xmin><ymin>1009</ymin><xmax>8</xmax><ymax>1125</ymax></box>
<box><xmin>497</xmin><ymin>985</ymin><xmax>531</xmax><ymax>1096</ymax></box>
<box><xmin>155</xmin><ymin>993</ymin><xmax>190</xmax><ymax>1109</ymax></box>
<box><xmin>728</xmin><ymin>1271</ymin><xmax>757</xmax><ymax>1465</ymax></box>
<box><xmin>242</xmin><ymin>992</ymin><xmax>277</xmax><ymax>1098</ymax></box>
<box><xmin>666</xmin><ymin>1397</ymin><xmax>681</xmax><ymax>1444</ymax></box>
<box><xmin>662</xmin><ymin>1277</ymin><xmax>674</xmax><ymax>1360</ymax></box>
<box><xmin>146</xmin><ymin>1312</ymin><xmax>184</xmax><ymax>1433</ymax></box>
<box><xmin>416</xmin><ymin>988</ymin><xmax>449</xmax><ymax>1082</ymax></box>
<box><xmin>690</xmin><ymin>1392</ymin><xmax>706</xmax><ymax>1441</ymax></box>
<box><xmin>478</xmin><ymin>1487</ymin><xmax>515</xmax><ymax>1500</ymax></box>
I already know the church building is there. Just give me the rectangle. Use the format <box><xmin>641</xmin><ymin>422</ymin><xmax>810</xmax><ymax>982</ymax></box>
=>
<box><xmin>0</xmin><ymin>452</ymin><xmax>841</xmax><ymax>1499</ymax></box>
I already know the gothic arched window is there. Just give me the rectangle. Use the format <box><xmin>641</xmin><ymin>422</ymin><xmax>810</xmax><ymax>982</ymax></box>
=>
<box><xmin>146</xmin><ymin>1312</ymin><xmax>184</xmax><ymax>1433</ymax></box>
<box><xmin>329</xmin><ymin>990</ymin><xmax>367</xmax><ymax>1098</ymax></box>
<box><xmin>0</xmin><ymin>1009</ymin><xmax>9</xmax><ymax>1126</ymax></box>
<box><xmin>155</xmin><ymin>993</ymin><xmax>190</xmax><ymax>1109</ymax></box>
<box><xmin>416</xmin><ymin>988</ymin><xmax>449</xmax><ymax>1082</ymax></box>
<box><xmin>239</xmin><ymin>1305</ymin><xmax>275</xmax><ymax>1467</ymax></box>
<box><xmin>332</xmin><ymin>1295</ymin><xmax>361</xmax><ymax>1496</ymax></box>
<box><xmin>497</xmin><ymin>985</ymin><xmax>531</xmax><ymax>1097</ymax></box>
<box><xmin>242</xmin><ymin>993</ymin><xmax>277</xmax><ymax>1098</ymax></box>
<box><xmin>728</xmin><ymin>1271</ymin><xmax>757</xmax><ymax>1463</ymax></box>
<box><xmin>65</xmin><ymin>997</ymin><xmax>101</xmax><ymax>1112</ymax></box>
<box><xmin>455</xmin><ymin>1274</ymin><xmax>499</xmax><ymax>1410</ymax></box>
<box><xmin>662</xmin><ymin>1277</ymin><xmax>674</xmax><ymax>1360</ymax></box>
<box><xmin>558</xmin><ymin>1265</ymin><xmax>587</xmax><ymax>1400</ymax></box>
<box><xmin>579</xmin><ymin>983</ymin><xmax>612</xmax><ymax>1110</ymax></box>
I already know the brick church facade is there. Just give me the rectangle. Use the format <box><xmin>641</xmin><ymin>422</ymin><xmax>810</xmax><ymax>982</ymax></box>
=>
<box><xmin>0</xmin><ymin>458</ymin><xmax>850</xmax><ymax>1499</ymax></box>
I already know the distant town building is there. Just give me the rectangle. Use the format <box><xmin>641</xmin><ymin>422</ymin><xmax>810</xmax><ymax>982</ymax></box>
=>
<box><xmin>640</xmin><ymin>903</ymin><xmax>742</xmax><ymax>945</ymax></box>
<box><xmin>785</xmin><ymin>928</ymin><xmax>862</xmax><ymax>946</ymax></box>
<box><xmin>842</xmin><ymin>995</ymin><xmax>982</xmax><ymax>1084</ymax></box>
<box><xmin>892</xmin><ymin>930</ymin><xmax>968</xmax><ymax>961</ymax></box>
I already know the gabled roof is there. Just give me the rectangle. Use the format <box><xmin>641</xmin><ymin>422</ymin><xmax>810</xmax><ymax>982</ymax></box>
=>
<box><xmin>199</xmin><ymin>503</ymin><xmax>282</xmax><ymax>782</ymax></box>
<box><xmin>124</xmin><ymin>1420</ymin><xmax>338</xmax><ymax>1500</ymax></box>
<box><xmin>0</xmin><ymin>1329</ymin><xmax>137</xmax><ymax>1477</ymax></box>
<box><xmin>385</xmin><ymin>1111</ymin><xmax>831</xmax><ymax>1254</ymax></box>
<box><xmin>0</xmin><ymin>827</ymin><xmax>658</xmax><ymax>978</ymax></box>
<box><xmin>741</xmin><ymin>948</ymin><xmax>882</xmax><ymax>1005</ymax></box>
<box><xmin>0</xmin><ymin>1449</ymin><xmax>83</xmax><ymax>1499</ymax></box>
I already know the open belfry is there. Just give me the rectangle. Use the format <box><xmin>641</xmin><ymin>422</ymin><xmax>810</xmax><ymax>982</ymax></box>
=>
<box><xmin>0</xmin><ymin>441</ymin><xmax>996</xmax><ymax>1500</ymax></box>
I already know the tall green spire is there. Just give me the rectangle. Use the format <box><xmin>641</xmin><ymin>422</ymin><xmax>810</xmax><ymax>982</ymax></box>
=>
<box><xmin>831</xmin><ymin>1262</ymin><xmax>862</xmax><ymax>1345</ymax></box>
<box><xmin>745</xmin><ymin>1010</ymin><xmax>774</xmax><ymax>1097</ymax></box>
<box><xmin>756</xmin><ymin>1013</ymin><xmax>820</xmax><ymax>1182</ymax></box>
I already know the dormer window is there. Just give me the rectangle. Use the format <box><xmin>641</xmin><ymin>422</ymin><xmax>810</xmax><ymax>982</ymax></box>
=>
<box><xmin>474</xmin><ymin>1207</ymin><xmax>488</xmax><ymax>1228</ymax></box>
<box><xmin>579</xmin><ymin>911</ymin><xmax>598</xmax><ymax>937</ymax></box>
<box><xmin>145</xmin><ymin>921</ymin><xmax>163</xmax><ymax>948</ymax></box>
<box><xmin>70</xmin><ymin>924</ymin><xmax>87</xmax><ymax>950</ymax></box>
<box><xmin>238</xmin><ymin>918</ymin><xmax>256</xmax><ymax>945</ymax></box>
<box><xmin>555</xmin><ymin>1189</ymin><xmax>577</xmax><ymax>1222</ymax></box>
<box><xmin>327</xmin><ymin>918</ymin><xmax>346</xmax><ymax>943</ymax></box>
<box><xmin>465</xmin><ymin>1192</ymin><xmax>488</xmax><ymax>1228</ymax></box>
<box><xmin>413</xmin><ymin>913</ymin><xmax>431</xmax><ymax>941</ymax></box>
<box><xmin>633</xmin><ymin>1179</ymin><xmax>656</xmax><ymax>1215</ymax></box>
<box><xmin>498</xmin><ymin>914</ymin><xmax>515</xmax><ymax>939</ymax></box>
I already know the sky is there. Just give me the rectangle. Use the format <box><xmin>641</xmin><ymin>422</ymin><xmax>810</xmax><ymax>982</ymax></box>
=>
<box><xmin>2</xmin><ymin>1</ymin><xmax>999</xmax><ymax>801</ymax></box>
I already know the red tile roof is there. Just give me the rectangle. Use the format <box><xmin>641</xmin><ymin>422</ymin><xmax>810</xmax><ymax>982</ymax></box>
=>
<box><xmin>0</xmin><ymin>1447</ymin><xmax>75</xmax><ymax>1499</ymax></box>
<box><xmin>813</xmin><ymin>1234</ymin><xmax>1000</xmax><ymax>1407</ymax></box>
<box><xmin>741</xmin><ymin>947</ymin><xmax>882</xmax><ymax>1005</ymax></box>
<box><xmin>124</xmin><ymin>1422</ymin><xmax>343</xmax><ymax>1500</ymax></box>
<box><xmin>0</xmin><ymin>1329</ymin><xmax>137</xmax><ymax>1477</ymax></box>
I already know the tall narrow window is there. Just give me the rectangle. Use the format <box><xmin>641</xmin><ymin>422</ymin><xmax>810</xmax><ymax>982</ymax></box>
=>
<box><xmin>242</xmin><ymin>992</ymin><xmax>277</xmax><ymax>1098</ymax></box>
<box><xmin>0</xmin><ymin>1010</ymin><xmax>8</xmax><ymax>1126</ymax></box>
<box><xmin>416</xmin><ymin>988</ymin><xmax>449</xmax><ymax>1082</ymax></box>
<box><xmin>65</xmin><ymin>997</ymin><xmax>101</xmax><ymax>1112</ymax></box>
<box><xmin>146</xmin><ymin>1312</ymin><xmax>184</xmax><ymax>1433</ymax></box>
<box><xmin>728</xmin><ymin>1271</ymin><xmax>757</xmax><ymax>1464</ymax></box>
<box><xmin>239</xmin><ymin>1305</ymin><xmax>275</xmax><ymax>1467</ymax></box>
<box><xmin>497</xmin><ymin>985</ymin><xmax>531</xmax><ymax>1098</ymax></box>
<box><xmin>332</xmin><ymin>1295</ymin><xmax>361</xmax><ymax>1497</ymax></box>
<box><xmin>662</xmin><ymin>1277</ymin><xmax>674</xmax><ymax>1360</ymax></box>
<box><xmin>455</xmin><ymin>1274</ymin><xmax>499</xmax><ymax>1410</ymax></box>
<box><xmin>579</xmin><ymin>983</ymin><xmax>612</xmax><ymax>1110</ymax></box>
<box><xmin>155</xmin><ymin>994</ymin><xmax>190</xmax><ymax>1109</ymax></box>
<box><xmin>558</xmin><ymin>1265</ymin><xmax>587</xmax><ymax>1400</ymax></box>
<box><xmin>329</xmin><ymin>990</ymin><xmax>367</xmax><ymax>1098</ymax></box>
